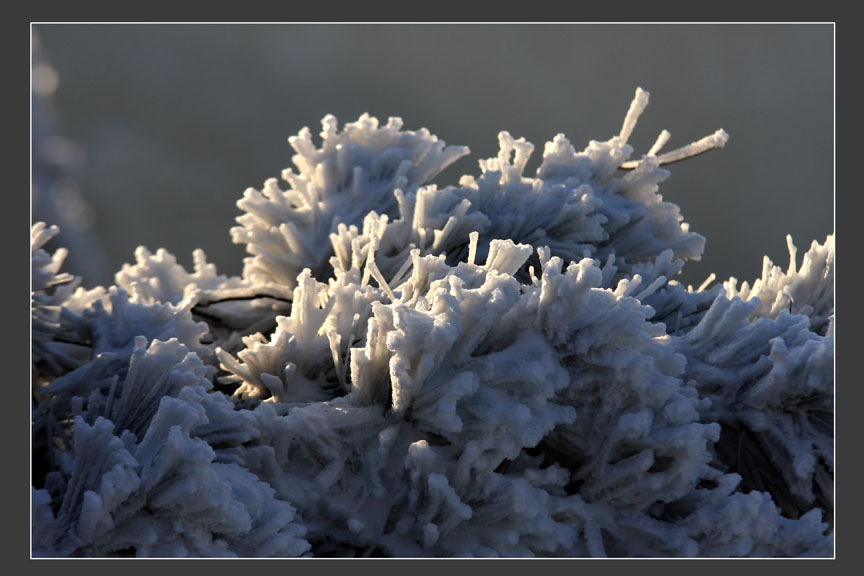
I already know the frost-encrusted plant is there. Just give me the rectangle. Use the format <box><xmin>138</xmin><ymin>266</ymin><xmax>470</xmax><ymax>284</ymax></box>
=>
<box><xmin>31</xmin><ymin>88</ymin><xmax>834</xmax><ymax>558</ymax></box>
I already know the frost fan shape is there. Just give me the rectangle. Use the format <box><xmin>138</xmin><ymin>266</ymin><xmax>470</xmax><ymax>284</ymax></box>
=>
<box><xmin>31</xmin><ymin>88</ymin><xmax>834</xmax><ymax>558</ymax></box>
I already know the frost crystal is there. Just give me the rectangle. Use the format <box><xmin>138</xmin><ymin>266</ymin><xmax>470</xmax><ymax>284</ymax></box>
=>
<box><xmin>32</xmin><ymin>88</ymin><xmax>833</xmax><ymax>558</ymax></box>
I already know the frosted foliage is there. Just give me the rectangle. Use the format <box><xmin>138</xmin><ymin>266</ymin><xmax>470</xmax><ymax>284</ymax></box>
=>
<box><xmin>529</xmin><ymin>256</ymin><xmax>720</xmax><ymax>515</ymax></box>
<box><xmin>231</xmin><ymin>114</ymin><xmax>469</xmax><ymax>288</ymax></box>
<box><xmin>32</xmin><ymin>87</ymin><xmax>833</xmax><ymax>557</ymax></box>
<box><xmin>112</xmin><ymin>245</ymin><xmax>285</xmax><ymax>354</ymax></box>
<box><xmin>324</xmin><ymin>90</ymin><xmax>714</xmax><ymax>287</ymax></box>
<box><xmin>725</xmin><ymin>235</ymin><xmax>834</xmax><ymax>334</ymax></box>
<box><xmin>216</xmin><ymin>266</ymin><xmax>385</xmax><ymax>403</ymax></box>
<box><xmin>84</xmin><ymin>287</ymin><xmax>212</xmax><ymax>365</ymax></box>
<box><xmin>595</xmin><ymin>248</ymin><xmax>723</xmax><ymax>335</ymax></box>
<box><xmin>116</xmin><ymin>246</ymin><xmax>246</xmax><ymax>306</ymax></box>
<box><xmin>32</xmin><ymin>223</ymin><xmax>103</xmax><ymax>378</ymax></box>
<box><xmin>32</xmin><ymin>348</ymin><xmax>309</xmax><ymax>558</ymax></box>
<box><xmin>677</xmin><ymin>296</ymin><xmax>834</xmax><ymax>521</ymax></box>
<box><xmin>32</xmin><ymin>222</ymin><xmax>74</xmax><ymax>294</ymax></box>
<box><xmin>35</xmin><ymin>338</ymin><xmax>210</xmax><ymax>446</ymax></box>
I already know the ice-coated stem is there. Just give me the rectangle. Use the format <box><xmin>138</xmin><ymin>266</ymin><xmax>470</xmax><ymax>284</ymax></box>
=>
<box><xmin>621</xmin><ymin>129</ymin><xmax>729</xmax><ymax>170</ymax></box>
<box><xmin>618</xmin><ymin>87</ymin><xmax>650</xmax><ymax>144</ymax></box>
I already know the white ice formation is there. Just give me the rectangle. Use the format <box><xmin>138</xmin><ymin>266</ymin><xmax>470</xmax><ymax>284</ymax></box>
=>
<box><xmin>31</xmin><ymin>88</ymin><xmax>834</xmax><ymax>558</ymax></box>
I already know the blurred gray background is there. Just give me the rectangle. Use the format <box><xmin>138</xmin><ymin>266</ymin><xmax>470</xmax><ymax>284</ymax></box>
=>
<box><xmin>33</xmin><ymin>24</ymin><xmax>833</xmax><ymax>288</ymax></box>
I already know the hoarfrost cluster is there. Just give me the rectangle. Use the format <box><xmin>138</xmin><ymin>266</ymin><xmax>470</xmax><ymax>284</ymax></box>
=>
<box><xmin>31</xmin><ymin>88</ymin><xmax>834</xmax><ymax>558</ymax></box>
